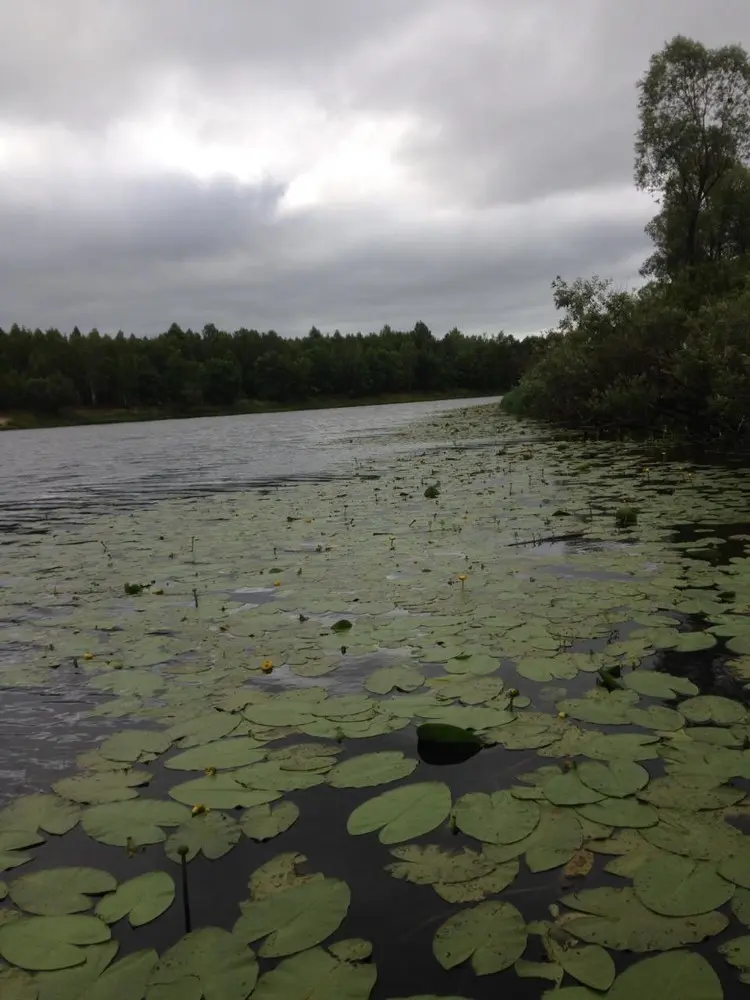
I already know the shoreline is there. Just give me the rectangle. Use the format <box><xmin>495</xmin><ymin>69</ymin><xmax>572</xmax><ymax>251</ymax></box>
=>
<box><xmin>0</xmin><ymin>389</ymin><xmax>497</xmax><ymax>432</ymax></box>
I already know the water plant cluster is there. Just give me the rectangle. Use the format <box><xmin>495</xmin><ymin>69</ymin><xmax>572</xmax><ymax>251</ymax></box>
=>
<box><xmin>1</xmin><ymin>406</ymin><xmax>750</xmax><ymax>998</ymax></box>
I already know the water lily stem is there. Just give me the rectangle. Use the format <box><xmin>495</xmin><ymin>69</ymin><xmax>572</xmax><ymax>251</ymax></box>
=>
<box><xmin>179</xmin><ymin>848</ymin><xmax>192</xmax><ymax>933</ymax></box>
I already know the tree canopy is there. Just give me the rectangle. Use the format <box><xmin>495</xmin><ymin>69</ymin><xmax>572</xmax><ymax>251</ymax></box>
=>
<box><xmin>504</xmin><ymin>35</ymin><xmax>750</xmax><ymax>450</ymax></box>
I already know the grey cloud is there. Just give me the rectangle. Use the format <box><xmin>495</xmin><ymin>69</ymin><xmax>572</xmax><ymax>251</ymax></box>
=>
<box><xmin>0</xmin><ymin>0</ymin><xmax>746</xmax><ymax>338</ymax></box>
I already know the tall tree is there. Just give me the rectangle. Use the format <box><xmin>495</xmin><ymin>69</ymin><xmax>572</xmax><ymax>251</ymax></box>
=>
<box><xmin>635</xmin><ymin>35</ymin><xmax>750</xmax><ymax>272</ymax></box>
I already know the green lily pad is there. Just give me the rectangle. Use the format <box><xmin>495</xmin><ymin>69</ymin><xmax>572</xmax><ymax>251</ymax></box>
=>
<box><xmin>53</xmin><ymin>770</ymin><xmax>151</xmax><ymax>805</ymax></box>
<box><xmin>386</xmin><ymin>844</ymin><xmax>496</xmax><ymax>886</ymax></box>
<box><xmin>433</xmin><ymin>900</ymin><xmax>527</xmax><ymax>975</ymax></box>
<box><xmin>0</xmin><ymin>914</ymin><xmax>111</xmax><ymax>971</ymax></box>
<box><xmin>680</xmin><ymin>695</ymin><xmax>746</xmax><ymax>726</ymax></box>
<box><xmin>33</xmin><ymin>940</ymin><xmax>119</xmax><ymax>1000</ymax></box>
<box><xmin>82</xmin><ymin>800</ymin><xmax>191</xmax><ymax>847</ymax></box>
<box><xmin>0</xmin><ymin>794</ymin><xmax>80</xmax><ymax>836</ymax></box>
<box><xmin>166</xmin><ymin>712</ymin><xmax>242</xmax><ymax>747</ymax></box>
<box><xmin>430</xmin><ymin>675</ymin><xmax>505</xmax><ymax>704</ymax></box>
<box><xmin>251</xmin><ymin>946</ymin><xmax>376</xmax><ymax>1000</ymax></box>
<box><xmin>637</xmin><ymin>774</ymin><xmax>744</xmax><ymax>811</ymax></box>
<box><xmin>454</xmin><ymin>791</ymin><xmax>540</xmax><ymax>845</ymax></box>
<box><xmin>516</xmin><ymin>657</ymin><xmax>579</xmax><ymax>682</ymax></box>
<box><xmin>71</xmin><ymin>949</ymin><xmax>158</xmax><ymax>1000</ymax></box>
<box><xmin>560</xmin><ymin>886</ymin><xmax>728</xmax><ymax>951</ymax></box>
<box><xmin>98</xmin><ymin>730</ymin><xmax>172</xmax><ymax>763</ymax></box>
<box><xmin>545</xmin><ymin>937</ymin><xmax>615</xmax><ymax>991</ymax></box>
<box><xmin>165</xmin><ymin>810</ymin><xmax>241</xmax><ymax>861</ymax></box>
<box><xmin>577</xmin><ymin>760</ymin><xmax>650</xmax><ymax>798</ymax></box>
<box><xmin>433</xmin><ymin>858</ymin><xmax>520</xmax><ymax>903</ymax></box>
<box><xmin>627</xmin><ymin>705</ymin><xmax>685</xmax><ymax>731</ymax></box>
<box><xmin>347</xmin><ymin>782</ymin><xmax>452</xmax><ymax>844</ymax></box>
<box><xmin>327</xmin><ymin>938</ymin><xmax>372</xmax><ymax>962</ymax></box>
<box><xmin>241</xmin><ymin>802</ymin><xmax>300</xmax><ymax>842</ymax></box>
<box><xmin>364</xmin><ymin>665</ymin><xmax>424</xmax><ymax>694</ymax></box>
<box><xmin>164</xmin><ymin>737</ymin><xmax>266</xmax><ymax>771</ymax></box>
<box><xmin>605</xmin><ymin>951</ymin><xmax>722</xmax><ymax>1000</ymax></box>
<box><xmin>633</xmin><ymin>854</ymin><xmax>735</xmax><ymax>916</ymax></box>
<box><xmin>719</xmin><ymin>935</ymin><xmax>750</xmax><ymax>983</ymax></box>
<box><xmin>541</xmin><ymin>771</ymin><xmax>605</xmax><ymax>807</ymax></box>
<box><xmin>622</xmin><ymin>671</ymin><xmax>699</xmax><ymax>699</ymax></box>
<box><xmin>146</xmin><ymin>927</ymin><xmax>258</xmax><ymax>1000</ymax></box>
<box><xmin>234</xmin><ymin>877</ymin><xmax>350</xmax><ymax>957</ymax></box>
<box><xmin>576</xmin><ymin>798</ymin><xmax>658</xmax><ymax>829</ymax></box>
<box><xmin>585</xmin><ymin>733</ymin><xmax>661</xmax><ymax>760</ymax></box>
<box><xmin>168</xmin><ymin>775</ymin><xmax>281</xmax><ymax>809</ymax></box>
<box><xmin>9</xmin><ymin>867</ymin><xmax>116</xmax><ymax>916</ymax></box>
<box><xmin>327</xmin><ymin>752</ymin><xmax>418</xmax><ymax>789</ymax></box>
<box><xmin>95</xmin><ymin>872</ymin><xmax>174</xmax><ymax>927</ymax></box>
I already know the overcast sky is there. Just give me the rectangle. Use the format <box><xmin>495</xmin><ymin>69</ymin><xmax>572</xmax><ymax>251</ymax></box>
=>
<box><xmin>0</xmin><ymin>1</ymin><xmax>748</xmax><ymax>338</ymax></box>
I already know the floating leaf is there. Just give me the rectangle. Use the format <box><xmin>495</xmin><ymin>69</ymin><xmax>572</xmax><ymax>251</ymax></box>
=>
<box><xmin>577</xmin><ymin>798</ymin><xmax>658</xmax><ymax>829</ymax></box>
<box><xmin>328</xmin><ymin>938</ymin><xmax>373</xmax><ymax>962</ymax></box>
<box><xmin>33</xmin><ymin>940</ymin><xmax>118</xmax><ymax>1000</ymax></box>
<box><xmin>251</xmin><ymin>946</ymin><xmax>376</xmax><ymax>1000</ymax></box>
<box><xmin>627</xmin><ymin>705</ymin><xmax>684</xmax><ymax>731</ymax></box>
<box><xmin>546</xmin><ymin>938</ymin><xmax>615</xmax><ymax>991</ymax></box>
<box><xmin>563</xmin><ymin>849</ymin><xmax>595</xmax><ymax>880</ymax></box>
<box><xmin>147</xmin><ymin>927</ymin><xmax>258</xmax><ymax>1000</ymax></box>
<box><xmin>234</xmin><ymin>763</ymin><xmax>325</xmax><ymax>793</ymax></box>
<box><xmin>641</xmin><ymin>808</ymin><xmax>746</xmax><ymax>860</ymax></box>
<box><xmin>433</xmin><ymin>858</ymin><xmax>519</xmax><ymax>903</ymax></box>
<box><xmin>622</xmin><ymin>671</ymin><xmax>699</xmax><ymax>699</ymax></box>
<box><xmin>0</xmin><ymin>967</ymin><xmax>37</xmax><ymax>1000</ymax></box>
<box><xmin>165</xmin><ymin>738</ymin><xmax>266</xmax><ymax>771</ymax></box>
<box><xmin>633</xmin><ymin>855</ymin><xmax>734</xmax><ymax>916</ymax></box>
<box><xmin>577</xmin><ymin>760</ymin><xmax>650</xmax><ymax>799</ymax></box>
<box><xmin>347</xmin><ymin>782</ymin><xmax>452</xmax><ymax>844</ymax></box>
<box><xmin>75</xmin><ymin>949</ymin><xmax>158</xmax><ymax>1000</ymax></box>
<box><xmin>98</xmin><ymin>730</ymin><xmax>171</xmax><ymax>763</ymax></box>
<box><xmin>166</xmin><ymin>712</ymin><xmax>241</xmax><ymax>747</ymax></box>
<box><xmin>0</xmin><ymin>795</ymin><xmax>80</xmax><ymax>836</ymax></box>
<box><xmin>433</xmin><ymin>900</ymin><xmax>527</xmax><ymax>975</ymax></box>
<box><xmin>327</xmin><ymin>752</ymin><xmax>417</xmax><ymax>789</ymax></box>
<box><xmin>364</xmin><ymin>665</ymin><xmax>424</xmax><ymax>694</ymax></box>
<box><xmin>719</xmin><ymin>935</ymin><xmax>750</xmax><ymax>983</ymax></box>
<box><xmin>386</xmin><ymin>845</ymin><xmax>495</xmax><ymax>886</ymax></box>
<box><xmin>0</xmin><ymin>831</ymin><xmax>45</xmax><ymax>875</ymax></box>
<box><xmin>53</xmin><ymin>770</ymin><xmax>151</xmax><ymax>805</ymax></box>
<box><xmin>82</xmin><ymin>800</ymin><xmax>191</xmax><ymax>847</ymax></box>
<box><xmin>241</xmin><ymin>802</ymin><xmax>300</xmax><ymax>842</ymax></box>
<box><xmin>165</xmin><ymin>811</ymin><xmax>241</xmax><ymax>862</ymax></box>
<box><xmin>168</xmin><ymin>775</ymin><xmax>281</xmax><ymax>810</ymax></box>
<box><xmin>605</xmin><ymin>951</ymin><xmax>722</xmax><ymax>1000</ymax></box>
<box><xmin>585</xmin><ymin>733</ymin><xmax>660</xmax><ymax>761</ymax></box>
<box><xmin>560</xmin><ymin>886</ymin><xmax>728</xmax><ymax>951</ymax></box>
<box><xmin>248</xmin><ymin>853</ymin><xmax>324</xmax><ymax>903</ymax></box>
<box><xmin>541</xmin><ymin>772</ymin><xmax>604</xmax><ymax>807</ymax></box>
<box><xmin>523</xmin><ymin>806</ymin><xmax>583</xmax><ymax>872</ymax></box>
<box><xmin>95</xmin><ymin>872</ymin><xmax>174</xmax><ymax>927</ymax></box>
<box><xmin>454</xmin><ymin>792</ymin><xmax>540</xmax><ymax>845</ymax></box>
<box><xmin>0</xmin><ymin>915</ymin><xmax>110</xmax><ymax>971</ymax></box>
<box><xmin>9</xmin><ymin>867</ymin><xmax>116</xmax><ymax>916</ymax></box>
<box><xmin>679</xmin><ymin>695</ymin><xmax>746</xmax><ymax>726</ymax></box>
<box><xmin>431</xmin><ymin>675</ymin><xmax>505</xmax><ymax>704</ymax></box>
<box><xmin>234</xmin><ymin>877</ymin><xmax>350</xmax><ymax>957</ymax></box>
<box><xmin>637</xmin><ymin>774</ymin><xmax>744</xmax><ymax>811</ymax></box>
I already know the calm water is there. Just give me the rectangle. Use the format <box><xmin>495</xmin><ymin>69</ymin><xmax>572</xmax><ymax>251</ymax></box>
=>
<box><xmin>0</xmin><ymin>397</ymin><xmax>499</xmax><ymax>530</ymax></box>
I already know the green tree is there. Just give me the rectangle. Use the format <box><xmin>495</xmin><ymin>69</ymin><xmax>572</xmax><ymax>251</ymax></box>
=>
<box><xmin>635</xmin><ymin>35</ymin><xmax>750</xmax><ymax>272</ymax></box>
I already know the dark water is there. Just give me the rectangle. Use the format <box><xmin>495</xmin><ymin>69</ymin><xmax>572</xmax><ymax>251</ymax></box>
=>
<box><xmin>0</xmin><ymin>397</ymin><xmax>499</xmax><ymax>530</ymax></box>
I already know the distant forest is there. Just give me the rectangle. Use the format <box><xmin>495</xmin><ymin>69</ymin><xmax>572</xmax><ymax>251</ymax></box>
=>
<box><xmin>0</xmin><ymin>321</ymin><xmax>542</xmax><ymax>417</ymax></box>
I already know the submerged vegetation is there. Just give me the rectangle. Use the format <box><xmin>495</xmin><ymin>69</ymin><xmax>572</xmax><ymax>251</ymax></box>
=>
<box><xmin>0</xmin><ymin>320</ymin><xmax>540</xmax><ymax>427</ymax></box>
<box><xmin>505</xmin><ymin>36</ymin><xmax>750</xmax><ymax>449</ymax></box>
<box><xmin>2</xmin><ymin>401</ymin><xmax>750</xmax><ymax>996</ymax></box>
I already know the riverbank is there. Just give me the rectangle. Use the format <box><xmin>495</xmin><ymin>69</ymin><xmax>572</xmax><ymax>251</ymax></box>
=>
<box><xmin>0</xmin><ymin>389</ymin><xmax>496</xmax><ymax>431</ymax></box>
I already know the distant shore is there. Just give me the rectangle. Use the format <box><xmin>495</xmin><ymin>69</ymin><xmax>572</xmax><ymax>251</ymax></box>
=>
<box><xmin>0</xmin><ymin>390</ymin><xmax>498</xmax><ymax>431</ymax></box>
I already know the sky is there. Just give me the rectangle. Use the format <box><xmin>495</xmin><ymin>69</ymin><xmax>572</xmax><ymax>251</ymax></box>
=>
<box><xmin>0</xmin><ymin>1</ymin><xmax>748</xmax><ymax>339</ymax></box>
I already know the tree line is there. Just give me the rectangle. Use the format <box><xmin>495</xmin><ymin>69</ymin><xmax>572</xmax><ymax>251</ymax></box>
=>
<box><xmin>504</xmin><ymin>35</ymin><xmax>750</xmax><ymax>449</ymax></box>
<box><xmin>0</xmin><ymin>321</ymin><xmax>543</xmax><ymax>418</ymax></box>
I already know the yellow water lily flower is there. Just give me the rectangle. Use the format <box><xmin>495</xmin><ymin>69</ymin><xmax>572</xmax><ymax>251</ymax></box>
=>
<box><xmin>261</xmin><ymin>658</ymin><xmax>274</xmax><ymax>673</ymax></box>
<box><xmin>273</xmin><ymin>580</ymin><xmax>281</xmax><ymax>587</ymax></box>
<box><xmin>191</xmin><ymin>804</ymin><xmax>209</xmax><ymax>816</ymax></box>
<box><xmin>204</xmin><ymin>766</ymin><xmax>217</xmax><ymax>776</ymax></box>
<box><xmin>83</xmin><ymin>652</ymin><xmax>94</xmax><ymax>660</ymax></box>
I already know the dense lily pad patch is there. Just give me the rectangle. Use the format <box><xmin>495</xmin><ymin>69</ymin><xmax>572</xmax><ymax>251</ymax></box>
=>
<box><xmin>2</xmin><ymin>406</ymin><xmax>750</xmax><ymax>996</ymax></box>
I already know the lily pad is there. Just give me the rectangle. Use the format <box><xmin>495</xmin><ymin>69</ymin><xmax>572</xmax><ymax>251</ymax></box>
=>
<box><xmin>0</xmin><ymin>794</ymin><xmax>80</xmax><ymax>836</ymax></box>
<box><xmin>433</xmin><ymin>900</ymin><xmax>527</xmax><ymax>975</ymax></box>
<box><xmin>633</xmin><ymin>854</ymin><xmax>735</xmax><ymax>916</ymax></box>
<box><xmin>560</xmin><ymin>886</ymin><xmax>728</xmax><ymax>951</ymax></box>
<box><xmin>364</xmin><ymin>665</ymin><xmax>424</xmax><ymax>694</ymax></box>
<box><xmin>251</xmin><ymin>946</ymin><xmax>376</xmax><ymax>1000</ymax></box>
<box><xmin>622</xmin><ymin>671</ymin><xmax>699</xmax><ymax>699</ymax></box>
<box><xmin>605</xmin><ymin>951</ymin><xmax>722</xmax><ymax>1000</ymax></box>
<box><xmin>234</xmin><ymin>877</ymin><xmax>350</xmax><ymax>957</ymax></box>
<box><xmin>165</xmin><ymin>810</ymin><xmax>241</xmax><ymax>861</ymax></box>
<box><xmin>9</xmin><ymin>867</ymin><xmax>116</xmax><ymax>916</ymax></box>
<box><xmin>327</xmin><ymin>752</ymin><xmax>418</xmax><ymax>789</ymax></box>
<box><xmin>95</xmin><ymin>872</ymin><xmax>174</xmax><ymax>927</ymax></box>
<box><xmin>577</xmin><ymin>760</ymin><xmax>650</xmax><ymax>799</ymax></box>
<box><xmin>386</xmin><ymin>844</ymin><xmax>495</xmax><ymax>886</ymax></box>
<box><xmin>82</xmin><ymin>800</ymin><xmax>191</xmax><ymax>847</ymax></box>
<box><xmin>73</xmin><ymin>949</ymin><xmax>158</xmax><ymax>1000</ymax></box>
<box><xmin>347</xmin><ymin>782</ymin><xmax>452</xmax><ymax>844</ymax></box>
<box><xmin>576</xmin><ymin>798</ymin><xmax>658</xmax><ymax>829</ymax></box>
<box><xmin>53</xmin><ymin>770</ymin><xmax>151</xmax><ymax>805</ymax></box>
<box><xmin>454</xmin><ymin>791</ymin><xmax>540</xmax><ymax>845</ymax></box>
<box><xmin>168</xmin><ymin>775</ymin><xmax>281</xmax><ymax>810</ymax></box>
<box><xmin>241</xmin><ymin>802</ymin><xmax>300</xmax><ymax>842</ymax></box>
<box><xmin>680</xmin><ymin>695</ymin><xmax>746</xmax><ymax>726</ymax></box>
<box><xmin>164</xmin><ymin>738</ymin><xmax>266</xmax><ymax>771</ymax></box>
<box><xmin>0</xmin><ymin>914</ymin><xmax>111</xmax><ymax>970</ymax></box>
<box><xmin>146</xmin><ymin>927</ymin><xmax>258</xmax><ymax>1000</ymax></box>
